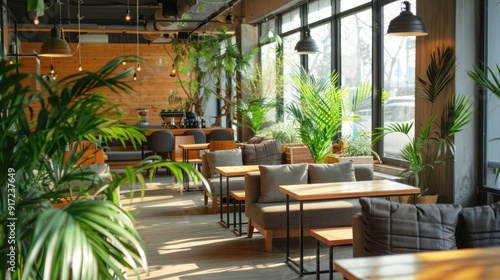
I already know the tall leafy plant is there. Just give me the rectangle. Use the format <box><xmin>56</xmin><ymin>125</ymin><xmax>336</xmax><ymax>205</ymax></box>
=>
<box><xmin>0</xmin><ymin>57</ymin><xmax>199</xmax><ymax>280</ymax></box>
<box><xmin>374</xmin><ymin>46</ymin><xmax>472</xmax><ymax>195</ymax></box>
<box><xmin>287</xmin><ymin>67</ymin><xmax>346</xmax><ymax>163</ymax></box>
<box><xmin>172</xmin><ymin>27</ymin><xmax>258</xmax><ymax>125</ymax></box>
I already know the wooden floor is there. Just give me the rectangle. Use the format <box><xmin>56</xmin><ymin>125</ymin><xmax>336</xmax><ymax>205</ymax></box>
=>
<box><xmin>120</xmin><ymin>173</ymin><xmax>352</xmax><ymax>280</ymax></box>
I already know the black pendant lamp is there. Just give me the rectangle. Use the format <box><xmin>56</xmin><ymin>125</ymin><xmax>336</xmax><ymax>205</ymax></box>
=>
<box><xmin>294</xmin><ymin>0</ymin><xmax>320</xmax><ymax>54</ymax></box>
<box><xmin>387</xmin><ymin>1</ymin><xmax>427</xmax><ymax>36</ymax></box>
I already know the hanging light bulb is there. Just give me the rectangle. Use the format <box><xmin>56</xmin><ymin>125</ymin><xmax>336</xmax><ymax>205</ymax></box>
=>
<box><xmin>33</xmin><ymin>16</ymin><xmax>39</xmax><ymax>25</ymax></box>
<box><xmin>123</xmin><ymin>61</ymin><xmax>127</xmax><ymax>65</ymax></box>
<box><xmin>169</xmin><ymin>64</ymin><xmax>177</xmax><ymax>77</ymax></box>
<box><xmin>137</xmin><ymin>63</ymin><xmax>141</xmax><ymax>71</ymax></box>
<box><xmin>125</xmin><ymin>9</ymin><xmax>131</xmax><ymax>21</ymax></box>
<box><xmin>52</xmin><ymin>72</ymin><xmax>57</xmax><ymax>80</ymax></box>
<box><xmin>50</xmin><ymin>64</ymin><xmax>55</xmax><ymax>74</ymax></box>
<box><xmin>77</xmin><ymin>0</ymin><xmax>83</xmax><ymax>71</ymax></box>
<box><xmin>133</xmin><ymin>72</ymin><xmax>137</xmax><ymax>80</ymax></box>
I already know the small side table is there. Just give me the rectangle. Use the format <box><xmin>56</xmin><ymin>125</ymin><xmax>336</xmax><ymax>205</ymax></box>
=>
<box><xmin>310</xmin><ymin>227</ymin><xmax>353</xmax><ymax>280</ymax></box>
<box><xmin>230</xmin><ymin>190</ymin><xmax>246</xmax><ymax>236</ymax></box>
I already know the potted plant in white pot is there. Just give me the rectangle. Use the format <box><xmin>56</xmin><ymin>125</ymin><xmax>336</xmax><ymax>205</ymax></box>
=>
<box><xmin>373</xmin><ymin>46</ymin><xmax>472</xmax><ymax>203</ymax></box>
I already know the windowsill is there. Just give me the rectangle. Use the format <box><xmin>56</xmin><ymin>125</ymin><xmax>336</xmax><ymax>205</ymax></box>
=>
<box><xmin>373</xmin><ymin>164</ymin><xmax>406</xmax><ymax>182</ymax></box>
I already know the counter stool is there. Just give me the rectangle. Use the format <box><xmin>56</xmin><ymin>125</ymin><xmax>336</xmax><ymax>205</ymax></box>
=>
<box><xmin>310</xmin><ymin>227</ymin><xmax>353</xmax><ymax>280</ymax></box>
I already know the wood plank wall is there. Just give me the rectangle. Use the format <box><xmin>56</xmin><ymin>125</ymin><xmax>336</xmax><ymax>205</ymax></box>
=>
<box><xmin>18</xmin><ymin>42</ymin><xmax>182</xmax><ymax>125</ymax></box>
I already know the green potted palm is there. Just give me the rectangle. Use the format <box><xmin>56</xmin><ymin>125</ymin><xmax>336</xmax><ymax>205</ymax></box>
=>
<box><xmin>374</xmin><ymin>46</ymin><xmax>472</xmax><ymax>202</ymax></box>
<box><xmin>0</xmin><ymin>57</ymin><xmax>200</xmax><ymax>279</ymax></box>
<box><xmin>286</xmin><ymin>67</ymin><xmax>347</xmax><ymax>163</ymax></box>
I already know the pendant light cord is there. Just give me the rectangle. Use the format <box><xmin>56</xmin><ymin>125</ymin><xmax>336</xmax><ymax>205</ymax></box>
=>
<box><xmin>77</xmin><ymin>0</ymin><xmax>82</xmax><ymax>70</ymax></box>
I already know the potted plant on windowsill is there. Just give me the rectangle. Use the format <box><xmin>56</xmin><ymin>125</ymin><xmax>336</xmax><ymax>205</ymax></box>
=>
<box><xmin>373</xmin><ymin>46</ymin><xmax>472</xmax><ymax>203</ymax></box>
<box><xmin>326</xmin><ymin>130</ymin><xmax>379</xmax><ymax>165</ymax></box>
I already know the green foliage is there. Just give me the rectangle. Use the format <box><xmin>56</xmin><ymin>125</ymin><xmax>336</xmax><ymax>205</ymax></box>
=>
<box><xmin>374</xmin><ymin>47</ymin><xmax>472</xmax><ymax>195</ymax></box>
<box><xmin>233</xmin><ymin>98</ymin><xmax>280</xmax><ymax>134</ymax></box>
<box><xmin>0</xmin><ymin>57</ymin><xmax>200</xmax><ymax>279</ymax></box>
<box><xmin>286</xmin><ymin>67</ymin><xmax>345</xmax><ymax>163</ymax></box>
<box><xmin>341</xmin><ymin>131</ymin><xmax>375</xmax><ymax>157</ymax></box>
<box><xmin>468</xmin><ymin>63</ymin><xmax>500</xmax><ymax>180</ymax></box>
<box><xmin>258</xmin><ymin>122</ymin><xmax>300</xmax><ymax>144</ymax></box>
<box><xmin>172</xmin><ymin>27</ymin><xmax>258</xmax><ymax>125</ymax></box>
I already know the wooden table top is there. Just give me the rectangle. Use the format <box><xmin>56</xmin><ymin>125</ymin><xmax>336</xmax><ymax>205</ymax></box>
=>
<box><xmin>334</xmin><ymin>246</ymin><xmax>500</xmax><ymax>280</ymax></box>
<box><xmin>230</xmin><ymin>190</ymin><xmax>245</xmax><ymax>200</ymax></box>
<box><xmin>178</xmin><ymin>143</ymin><xmax>210</xmax><ymax>150</ymax></box>
<box><xmin>278</xmin><ymin>180</ymin><xmax>419</xmax><ymax>201</ymax></box>
<box><xmin>215</xmin><ymin>165</ymin><xmax>260</xmax><ymax>177</ymax></box>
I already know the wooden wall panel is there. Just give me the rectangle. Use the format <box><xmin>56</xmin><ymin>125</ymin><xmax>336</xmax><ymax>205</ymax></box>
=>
<box><xmin>19</xmin><ymin>43</ymin><xmax>182</xmax><ymax>125</ymax></box>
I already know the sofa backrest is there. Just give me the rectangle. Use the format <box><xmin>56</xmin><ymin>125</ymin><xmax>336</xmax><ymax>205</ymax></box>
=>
<box><xmin>244</xmin><ymin>162</ymin><xmax>375</xmax><ymax>208</ymax></box>
<box><xmin>353</xmin><ymin>197</ymin><xmax>500</xmax><ymax>257</ymax></box>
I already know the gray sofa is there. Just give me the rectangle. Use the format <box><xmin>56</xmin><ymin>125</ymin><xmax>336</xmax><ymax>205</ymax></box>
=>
<box><xmin>244</xmin><ymin>162</ymin><xmax>374</xmax><ymax>252</ymax></box>
<box><xmin>352</xmin><ymin>197</ymin><xmax>500</xmax><ymax>257</ymax></box>
<box><xmin>201</xmin><ymin>139</ymin><xmax>284</xmax><ymax>213</ymax></box>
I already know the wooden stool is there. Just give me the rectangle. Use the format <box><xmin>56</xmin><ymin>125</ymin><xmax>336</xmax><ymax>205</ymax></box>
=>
<box><xmin>310</xmin><ymin>227</ymin><xmax>353</xmax><ymax>280</ymax></box>
<box><xmin>230</xmin><ymin>190</ymin><xmax>246</xmax><ymax>236</ymax></box>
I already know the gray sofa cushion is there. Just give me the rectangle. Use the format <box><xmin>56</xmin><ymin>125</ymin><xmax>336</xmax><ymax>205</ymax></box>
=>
<box><xmin>308</xmin><ymin>162</ymin><xmax>356</xmax><ymax>183</ymax></box>
<box><xmin>106</xmin><ymin>150</ymin><xmax>145</xmax><ymax>161</ymax></box>
<box><xmin>457</xmin><ymin>203</ymin><xmax>500</xmax><ymax>248</ymax></box>
<box><xmin>360</xmin><ymin>197</ymin><xmax>462</xmax><ymax>256</ymax></box>
<box><xmin>258</xmin><ymin>163</ymin><xmax>308</xmax><ymax>203</ymax></box>
<box><xmin>241</xmin><ymin>140</ymin><xmax>282</xmax><ymax>165</ymax></box>
<box><xmin>247</xmin><ymin>199</ymin><xmax>361</xmax><ymax>230</ymax></box>
<box><xmin>205</xmin><ymin>177</ymin><xmax>246</xmax><ymax>197</ymax></box>
<box><xmin>205</xmin><ymin>148</ymin><xmax>243</xmax><ymax>177</ymax></box>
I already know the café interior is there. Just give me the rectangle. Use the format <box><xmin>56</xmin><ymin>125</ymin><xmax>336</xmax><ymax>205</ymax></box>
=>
<box><xmin>2</xmin><ymin>0</ymin><xmax>500</xmax><ymax>279</ymax></box>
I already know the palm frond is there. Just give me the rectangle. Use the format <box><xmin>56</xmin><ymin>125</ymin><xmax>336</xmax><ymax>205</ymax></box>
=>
<box><xmin>417</xmin><ymin>46</ymin><xmax>455</xmax><ymax>103</ymax></box>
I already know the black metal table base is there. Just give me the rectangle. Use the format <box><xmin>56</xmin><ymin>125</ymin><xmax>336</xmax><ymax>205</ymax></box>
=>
<box><xmin>232</xmin><ymin>197</ymin><xmax>246</xmax><ymax>236</ymax></box>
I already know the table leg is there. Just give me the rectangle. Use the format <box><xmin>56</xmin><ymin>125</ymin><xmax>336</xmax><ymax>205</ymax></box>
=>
<box><xmin>316</xmin><ymin>240</ymin><xmax>320</xmax><ymax>280</ymax></box>
<box><xmin>299</xmin><ymin>201</ymin><xmax>304</xmax><ymax>277</ymax></box>
<box><xmin>219</xmin><ymin>175</ymin><xmax>224</xmax><ymax>224</ymax></box>
<box><xmin>183</xmin><ymin>149</ymin><xmax>190</xmax><ymax>192</ymax></box>
<box><xmin>233</xmin><ymin>194</ymin><xmax>237</xmax><ymax>232</ymax></box>
<box><xmin>226</xmin><ymin>176</ymin><xmax>230</xmax><ymax>228</ymax></box>
<box><xmin>238</xmin><ymin>199</ymin><xmax>243</xmax><ymax>236</ymax></box>
<box><xmin>286</xmin><ymin>194</ymin><xmax>290</xmax><ymax>262</ymax></box>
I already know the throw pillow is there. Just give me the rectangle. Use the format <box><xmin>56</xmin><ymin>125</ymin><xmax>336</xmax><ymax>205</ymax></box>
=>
<box><xmin>241</xmin><ymin>140</ymin><xmax>282</xmax><ymax>165</ymax></box>
<box><xmin>308</xmin><ymin>162</ymin><xmax>356</xmax><ymax>183</ymax></box>
<box><xmin>457</xmin><ymin>203</ymin><xmax>500</xmax><ymax>248</ymax></box>
<box><xmin>205</xmin><ymin>148</ymin><xmax>243</xmax><ymax>177</ymax></box>
<box><xmin>258</xmin><ymin>163</ymin><xmax>308</xmax><ymax>203</ymax></box>
<box><xmin>359</xmin><ymin>197</ymin><xmax>462</xmax><ymax>256</ymax></box>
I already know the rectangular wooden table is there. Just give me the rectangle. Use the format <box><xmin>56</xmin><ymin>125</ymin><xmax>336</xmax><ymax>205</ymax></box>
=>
<box><xmin>178</xmin><ymin>143</ymin><xmax>209</xmax><ymax>192</ymax></box>
<box><xmin>334</xmin><ymin>246</ymin><xmax>500</xmax><ymax>280</ymax></box>
<box><xmin>215</xmin><ymin>165</ymin><xmax>260</xmax><ymax>228</ymax></box>
<box><xmin>278</xmin><ymin>180</ymin><xmax>420</xmax><ymax>276</ymax></box>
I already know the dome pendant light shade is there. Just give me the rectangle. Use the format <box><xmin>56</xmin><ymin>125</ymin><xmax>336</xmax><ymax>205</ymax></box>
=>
<box><xmin>294</xmin><ymin>27</ymin><xmax>321</xmax><ymax>54</ymax></box>
<box><xmin>387</xmin><ymin>1</ymin><xmax>427</xmax><ymax>36</ymax></box>
<box><xmin>39</xmin><ymin>25</ymin><xmax>73</xmax><ymax>57</ymax></box>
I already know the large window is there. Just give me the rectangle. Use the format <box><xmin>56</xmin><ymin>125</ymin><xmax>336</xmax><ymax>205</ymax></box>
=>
<box><xmin>382</xmin><ymin>1</ymin><xmax>416</xmax><ymax>159</ymax></box>
<box><xmin>259</xmin><ymin>0</ymin><xmax>417</xmax><ymax>163</ymax></box>
<box><xmin>340</xmin><ymin>8</ymin><xmax>372</xmax><ymax>136</ymax></box>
